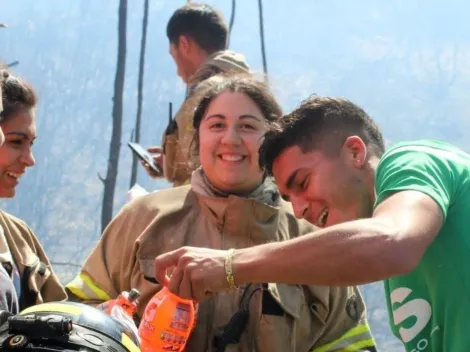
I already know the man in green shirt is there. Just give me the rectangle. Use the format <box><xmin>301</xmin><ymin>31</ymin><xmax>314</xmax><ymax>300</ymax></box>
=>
<box><xmin>154</xmin><ymin>95</ymin><xmax>469</xmax><ymax>351</ymax></box>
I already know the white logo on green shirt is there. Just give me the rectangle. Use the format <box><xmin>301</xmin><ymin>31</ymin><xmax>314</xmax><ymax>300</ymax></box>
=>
<box><xmin>391</xmin><ymin>287</ymin><xmax>432</xmax><ymax>343</ymax></box>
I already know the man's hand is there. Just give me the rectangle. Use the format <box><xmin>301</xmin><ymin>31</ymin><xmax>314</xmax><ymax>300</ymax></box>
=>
<box><xmin>154</xmin><ymin>247</ymin><xmax>230</xmax><ymax>301</ymax></box>
<box><xmin>141</xmin><ymin>146</ymin><xmax>164</xmax><ymax>178</ymax></box>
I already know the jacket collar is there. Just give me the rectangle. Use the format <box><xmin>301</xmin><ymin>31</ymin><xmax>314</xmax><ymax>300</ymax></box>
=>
<box><xmin>191</xmin><ymin>169</ymin><xmax>281</xmax><ymax>242</ymax></box>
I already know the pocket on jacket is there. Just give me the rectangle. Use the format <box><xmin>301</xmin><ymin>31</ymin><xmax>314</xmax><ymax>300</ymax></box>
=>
<box><xmin>255</xmin><ymin>283</ymin><xmax>303</xmax><ymax>352</ymax></box>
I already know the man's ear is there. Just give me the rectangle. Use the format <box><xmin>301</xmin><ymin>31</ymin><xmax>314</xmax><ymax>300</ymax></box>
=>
<box><xmin>341</xmin><ymin>136</ymin><xmax>367</xmax><ymax>169</ymax></box>
<box><xmin>178</xmin><ymin>35</ymin><xmax>191</xmax><ymax>55</ymax></box>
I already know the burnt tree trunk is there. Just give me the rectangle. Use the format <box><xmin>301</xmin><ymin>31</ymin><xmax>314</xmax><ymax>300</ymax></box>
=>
<box><xmin>228</xmin><ymin>0</ymin><xmax>236</xmax><ymax>46</ymax></box>
<box><xmin>257</xmin><ymin>0</ymin><xmax>268</xmax><ymax>81</ymax></box>
<box><xmin>129</xmin><ymin>0</ymin><xmax>149</xmax><ymax>188</ymax></box>
<box><xmin>101</xmin><ymin>0</ymin><xmax>127</xmax><ymax>232</ymax></box>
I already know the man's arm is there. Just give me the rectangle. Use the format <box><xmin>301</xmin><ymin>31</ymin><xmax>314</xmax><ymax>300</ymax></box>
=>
<box><xmin>154</xmin><ymin>146</ymin><xmax>451</xmax><ymax>300</ymax></box>
<box><xmin>233</xmin><ymin>190</ymin><xmax>443</xmax><ymax>287</ymax></box>
<box><xmin>153</xmin><ymin>191</ymin><xmax>443</xmax><ymax>299</ymax></box>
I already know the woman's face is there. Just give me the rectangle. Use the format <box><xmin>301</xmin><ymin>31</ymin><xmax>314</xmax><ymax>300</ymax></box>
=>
<box><xmin>198</xmin><ymin>91</ymin><xmax>269</xmax><ymax>193</ymax></box>
<box><xmin>0</xmin><ymin>108</ymin><xmax>36</xmax><ymax>198</ymax></box>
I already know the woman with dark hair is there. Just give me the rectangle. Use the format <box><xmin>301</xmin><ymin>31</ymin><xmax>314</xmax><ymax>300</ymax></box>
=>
<box><xmin>68</xmin><ymin>75</ymin><xmax>376</xmax><ymax>351</ymax></box>
<box><xmin>0</xmin><ymin>68</ymin><xmax>15</xmax><ymax>314</ymax></box>
<box><xmin>0</xmin><ymin>69</ymin><xmax>66</xmax><ymax>312</ymax></box>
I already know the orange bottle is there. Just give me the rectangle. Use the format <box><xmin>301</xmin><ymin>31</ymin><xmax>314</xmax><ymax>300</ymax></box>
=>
<box><xmin>99</xmin><ymin>288</ymin><xmax>141</xmax><ymax>318</ymax></box>
<box><xmin>138</xmin><ymin>287</ymin><xmax>197</xmax><ymax>352</ymax></box>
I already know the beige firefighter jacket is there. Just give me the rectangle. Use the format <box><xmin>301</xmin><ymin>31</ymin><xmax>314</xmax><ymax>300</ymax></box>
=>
<box><xmin>162</xmin><ymin>50</ymin><xmax>251</xmax><ymax>187</ymax></box>
<box><xmin>66</xmin><ymin>181</ymin><xmax>376</xmax><ymax>351</ymax></box>
<box><xmin>0</xmin><ymin>211</ymin><xmax>67</xmax><ymax>310</ymax></box>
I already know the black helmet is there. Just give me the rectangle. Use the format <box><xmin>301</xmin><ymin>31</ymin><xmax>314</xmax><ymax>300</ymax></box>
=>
<box><xmin>0</xmin><ymin>301</ymin><xmax>140</xmax><ymax>351</ymax></box>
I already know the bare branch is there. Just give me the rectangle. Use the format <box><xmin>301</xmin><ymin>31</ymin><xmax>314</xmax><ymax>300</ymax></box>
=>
<box><xmin>101</xmin><ymin>0</ymin><xmax>127</xmax><ymax>232</ymax></box>
<box><xmin>129</xmin><ymin>0</ymin><xmax>148</xmax><ymax>189</ymax></box>
<box><xmin>7</xmin><ymin>61</ymin><xmax>19</xmax><ymax>68</ymax></box>
<box><xmin>257</xmin><ymin>0</ymin><xmax>268</xmax><ymax>82</ymax></box>
<box><xmin>97</xmin><ymin>172</ymin><xmax>106</xmax><ymax>183</ymax></box>
<box><xmin>130</xmin><ymin>127</ymin><xmax>135</xmax><ymax>142</ymax></box>
<box><xmin>229</xmin><ymin>0</ymin><xmax>236</xmax><ymax>39</ymax></box>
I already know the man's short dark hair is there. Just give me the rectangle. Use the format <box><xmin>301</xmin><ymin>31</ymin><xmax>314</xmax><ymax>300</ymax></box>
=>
<box><xmin>166</xmin><ymin>3</ymin><xmax>228</xmax><ymax>53</ymax></box>
<box><xmin>259</xmin><ymin>95</ymin><xmax>385</xmax><ymax>176</ymax></box>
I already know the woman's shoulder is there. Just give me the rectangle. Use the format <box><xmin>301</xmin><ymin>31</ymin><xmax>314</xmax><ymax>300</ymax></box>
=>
<box><xmin>0</xmin><ymin>210</ymin><xmax>42</xmax><ymax>254</ymax></box>
<box><xmin>122</xmin><ymin>185</ymin><xmax>199</xmax><ymax>217</ymax></box>
<box><xmin>0</xmin><ymin>210</ymin><xmax>32</xmax><ymax>234</ymax></box>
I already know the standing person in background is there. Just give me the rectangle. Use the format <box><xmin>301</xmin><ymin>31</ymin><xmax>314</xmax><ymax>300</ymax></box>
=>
<box><xmin>0</xmin><ymin>69</ymin><xmax>66</xmax><ymax>311</ymax></box>
<box><xmin>143</xmin><ymin>3</ymin><xmax>251</xmax><ymax>187</ymax></box>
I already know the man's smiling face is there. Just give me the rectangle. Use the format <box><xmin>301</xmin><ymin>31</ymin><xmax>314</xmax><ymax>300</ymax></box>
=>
<box><xmin>272</xmin><ymin>143</ymin><xmax>372</xmax><ymax>227</ymax></box>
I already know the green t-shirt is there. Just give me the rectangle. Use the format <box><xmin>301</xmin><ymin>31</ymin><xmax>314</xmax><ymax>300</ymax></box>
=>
<box><xmin>374</xmin><ymin>139</ymin><xmax>470</xmax><ymax>352</ymax></box>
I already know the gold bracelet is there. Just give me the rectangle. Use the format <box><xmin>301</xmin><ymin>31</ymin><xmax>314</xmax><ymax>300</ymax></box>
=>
<box><xmin>224</xmin><ymin>248</ymin><xmax>238</xmax><ymax>290</ymax></box>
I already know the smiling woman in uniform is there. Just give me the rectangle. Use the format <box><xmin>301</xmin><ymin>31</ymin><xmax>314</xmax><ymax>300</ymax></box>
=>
<box><xmin>0</xmin><ymin>69</ymin><xmax>66</xmax><ymax>311</ymax></box>
<box><xmin>68</xmin><ymin>74</ymin><xmax>376</xmax><ymax>352</ymax></box>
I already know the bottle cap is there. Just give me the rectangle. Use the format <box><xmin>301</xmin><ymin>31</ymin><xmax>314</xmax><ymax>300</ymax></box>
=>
<box><xmin>128</xmin><ymin>288</ymin><xmax>141</xmax><ymax>302</ymax></box>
